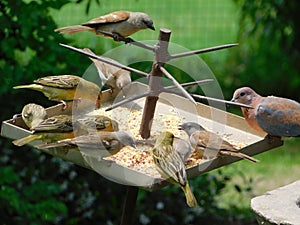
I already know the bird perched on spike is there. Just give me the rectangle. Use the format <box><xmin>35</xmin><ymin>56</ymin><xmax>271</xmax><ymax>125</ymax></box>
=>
<box><xmin>54</xmin><ymin>11</ymin><xmax>155</xmax><ymax>41</ymax></box>
<box><xmin>36</xmin><ymin>131</ymin><xmax>136</xmax><ymax>159</ymax></box>
<box><xmin>13</xmin><ymin>75</ymin><xmax>102</xmax><ymax>109</ymax></box>
<box><xmin>179</xmin><ymin>122</ymin><xmax>258</xmax><ymax>163</ymax></box>
<box><xmin>152</xmin><ymin>131</ymin><xmax>198</xmax><ymax>207</ymax></box>
<box><xmin>20</xmin><ymin>103</ymin><xmax>48</xmax><ymax>129</ymax></box>
<box><xmin>83</xmin><ymin>48</ymin><xmax>131</xmax><ymax>95</ymax></box>
<box><xmin>231</xmin><ymin>87</ymin><xmax>300</xmax><ymax>137</ymax></box>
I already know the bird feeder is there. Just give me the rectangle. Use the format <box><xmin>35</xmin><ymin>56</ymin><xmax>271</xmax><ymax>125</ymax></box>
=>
<box><xmin>1</xmin><ymin>29</ymin><xmax>283</xmax><ymax>225</ymax></box>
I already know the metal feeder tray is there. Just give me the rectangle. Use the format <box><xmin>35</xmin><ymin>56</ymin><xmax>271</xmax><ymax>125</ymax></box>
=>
<box><xmin>1</xmin><ymin>82</ymin><xmax>283</xmax><ymax>191</ymax></box>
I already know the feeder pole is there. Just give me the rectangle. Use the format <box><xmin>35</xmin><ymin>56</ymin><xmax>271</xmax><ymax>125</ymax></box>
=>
<box><xmin>139</xmin><ymin>28</ymin><xmax>171</xmax><ymax>139</ymax></box>
<box><xmin>120</xmin><ymin>186</ymin><xmax>139</xmax><ymax>225</ymax></box>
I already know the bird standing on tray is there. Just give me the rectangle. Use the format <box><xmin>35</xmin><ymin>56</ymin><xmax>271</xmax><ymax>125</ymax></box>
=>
<box><xmin>13</xmin><ymin>75</ymin><xmax>102</xmax><ymax>109</ymax></box>
<box><xmin>18</xmin><ymin>103</ymin><xmax>48</xmax><ymax>129</ymax></box>
<box><xmin>231</xmin><ymin>87</ymin><xmax>300</xmax><ymax>137</ymax></box>
<box><xmin>83</xmin><ymin>48</ymin><xmax>131</xmax><ymax>95</ymax></box>
<box><xmin>152</xmin><ymin>131</ymin><xmax>198</xmax><ymax>207</ymax></box>
<box><xmin>36</xmin><ymin>131</ymin><xmax>136</xmax><ymax>159</ymax></box>
<box><xmin>179</xmin><ymin>122</ymin><xmax>258</xmax><ymax>163</ymax></box>
<box><xmin>12</xmin><ymin>115</ymin><xmax>74</xmax><ymax>147</ymax></box>
<box><xmin>55</xmin><ymin>10</ymin><xmax>155</xmax><ymax>41</ymax></box>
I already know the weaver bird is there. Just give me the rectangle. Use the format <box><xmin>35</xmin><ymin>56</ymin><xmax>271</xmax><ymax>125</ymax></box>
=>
<box><xmin>179</xmin><ymin>122</ymin><xmax>258</xmax><ymax>163</ymax></box>
<box><xmin>83</xmin><ymin>48</ymin><xmax>131</xmax><ymax>95</ymax></box>
<box><xmin>12</xmin><ymin>132</ymin><xmax>74</xmax><ymax>147</ymax></box>
<box><xmin>152</xmin><ymin>131</ymin><xmax>198</xmax><ymax>207</ymax></box>
<box><xmin>14</xmin><ymin>75</ymin><xmax>102</xmax><ymax>109</ymax></box>
<box><xmin>36</xmin><ymin>131</ymin><xmax>136</xmax><ymax>158</ymax></box>
<box><xmin>20</xmin><ymin>103</ymin><xmax>48</xmax><ymax>129</ymax></box>
<box><xmin>74</xmin><ymin>115</ymin><xmax>119</xmax><ymax>134</ymax></box>
<box><xmin>55</xmin><ymin>10</ymin><xmax>155</xmax><ymax>41</ymax></box>
<box><xmin>232</xmin><ymin>87</ymin><xmax>300</xmax><ymax>137</ymax></box>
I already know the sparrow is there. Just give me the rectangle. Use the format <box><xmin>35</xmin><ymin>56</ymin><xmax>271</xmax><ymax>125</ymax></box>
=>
<box><xmin>54</xmin><ymin>10</ymin><xmax>155</xmax><ymax>41</ymax></box>
<box><xmin>179</xmin><ymin>122</ymin><xmax>258</xmax><ymax>163</ymax></box>
<box><xmin>83</xmin><ymin>48</ymin><xmax>131</xmax><ymax>95</ymax></box>
<box><xmin>232</xmin><ymin>87</ymin><xmax>300</xmax><ymax>137</ymax></box>
<box><xmin>152</xmin><ymin>131</ymin><xmax>198</xmax><ymax>207</ymax></box>
<box><xmin>13</xmin><ymin>75</ymin><xmax>102</xmax><ymax>109</ymax></box>
<box><xmin>36</xmin><ymin>131</ymin><xmax>136</xmax><ymax>158</ymax></box>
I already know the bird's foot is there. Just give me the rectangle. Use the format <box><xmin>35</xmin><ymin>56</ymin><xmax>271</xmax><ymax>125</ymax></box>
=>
<box><xmin>60</xmin><ymin>100</ymin><xmax>68</xmax><ymax>110</ymax></box>
<box><xmin>265</xmin><ymin>134</ymin><xmax>282</xmax><ymax>144</ymax></box>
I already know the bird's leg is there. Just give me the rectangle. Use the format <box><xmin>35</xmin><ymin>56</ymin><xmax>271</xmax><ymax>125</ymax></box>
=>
<box><xmin>12</xmin><ymin>113</ymin><xmax>21</xmax><ymax>123</ymax></box>
<box><xmin>60</xmin><ymin>100</ymin><xmax>68</xmax><ymax>110</ymax></box>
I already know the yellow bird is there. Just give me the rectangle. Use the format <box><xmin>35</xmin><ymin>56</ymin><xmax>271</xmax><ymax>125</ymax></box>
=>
<box><xmin>14</xmin><ymin>75</ymin><xmax>102</xmax><ymax>109</ymax></box>
<box><xmin>21</xmin><ymin>103</ymin><xmax>48</xmax><ymax>129</ymax></box>
<box><xmin>12</xmin><ymin>132</ymin><xmax>75</xmax><ymax>147</ymax></box>
<box><xmin>152</xmin><ymin>131</ymin><xmax>198</xmax><ymax>207</ymax></box>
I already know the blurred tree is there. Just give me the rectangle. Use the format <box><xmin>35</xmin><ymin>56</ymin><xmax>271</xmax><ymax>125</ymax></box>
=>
<box><xmin>222</xmin><ymin>0</ymin><xmax>300</xmax><ymax>100</ymax></box>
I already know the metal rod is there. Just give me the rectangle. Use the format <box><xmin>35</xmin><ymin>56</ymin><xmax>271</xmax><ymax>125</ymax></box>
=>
<box><xmin>59</xmin><ymin>43</ymin><xmax>149</xmax><ymax>77</ymax></box>
<box><xmin>192</xmin><ymin>94</ymin><xmax>254</xmax><ymax>108</ymax></box>
<box><xmin>170</xmin><ymin>43</ymin><xmax>238</xmax><ymax>59</ymax></box>
<box><xmin>159</xmin><ymin>66</ymin><xmax>196</xmax><ymax>104</ymax></box>
<box><xmin>164</xmin><ymin>79</ymin><xmax>214</xmax><ymax>90</ymax></box>
<box><xmin>105</xmin><ymin>92</ymin><xmax>151</xmax><ymax>111</ymax></box>
<box><xmin>98</xmin><ymin>30</ymin><xmax>155</xmax><ymax>51</ymax></box>
<box><xmin>120</xmin><ymin>186</ymin><xmax>139</xmax><ymax>225</ymax></box>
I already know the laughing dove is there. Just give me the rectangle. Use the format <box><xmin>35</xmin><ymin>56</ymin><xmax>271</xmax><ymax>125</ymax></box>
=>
<box><xmin>231</xmin><ymin>87</ymin><xmax>300</xmax><ymax>137</ymax></box>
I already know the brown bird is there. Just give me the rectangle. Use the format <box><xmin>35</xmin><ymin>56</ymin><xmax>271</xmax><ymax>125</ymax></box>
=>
<box><xmin>83</xmin><ymin>48</ymin><xmax>131</xmax><ymax>95</ymax></box>
<box><xmin>179</xmin><ymin>122</ymin><xmax>258</xmax><ymax>163</ymax></box>
<box><xmin>74</xmin><ymin>115</ymin><xmax>119</xmax><ymax>135</ymax></box>
<box><xmin>31</xmin><ymin>115</ymin><xmax>73</xmax><ymax>132</ymax></box>
<box><xmin>54</xmin><ymin>10</ymin><xmax>155</xmax><ymax>41</ymax></box>
<box><xmin>20</xmin><ymin>103</ymin><xmax>48</xmax><ymax>129</ymax></box>
<box><xmin>36</xmin><ymin>131</ymin><xmax>136</xmax><ymax>159</ymax></box>
<box><xmin>232</xmin><ymin>87</ymin><xmax>300</xmax><ymax>137</ymax></box>
<box><xmin>13</xmin><ymin>75</ymin><xmax>102</xmax><ymax>109</ymax></box>
<box><xmin>152</xmin><ymin>131</ymin><xmax>198</xmax><ymax>207</ymax></box>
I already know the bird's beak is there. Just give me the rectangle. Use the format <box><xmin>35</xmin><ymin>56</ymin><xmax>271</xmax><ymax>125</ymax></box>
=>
<box><xmin>149</xmin><ymin>24</ymin><xmax>155</xmax><ymax>31</ymax></box>
<box><xmin>231</xmin><ymin>98</ymin><xmax>236</xmax><ymax>102</ymax></box>
<box><xmin>131</xmin><ymin>142</ymin><xmax>137</xmax><ymax>149</ymax></box>
<box><xmin>178</xmin><ymin>125</ymin><xmax>183</xmax><ymax>130</ymax></box>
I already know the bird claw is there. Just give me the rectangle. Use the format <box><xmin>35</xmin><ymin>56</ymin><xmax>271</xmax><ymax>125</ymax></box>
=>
<box><xmin>12</xmin><ymin>113</ymin><xmax>21</xmax><ymax>123</ymax></box>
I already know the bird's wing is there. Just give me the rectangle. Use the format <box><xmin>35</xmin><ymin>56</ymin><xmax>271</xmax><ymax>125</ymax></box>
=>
<box><xmin>82</xmin><ymin>11</ymin><xmax>130</xmax><ymax>26</ymax></box>
<box><xmin>34</xmin><ymin>75</ymin><xmax>80</xmax><ymax>88</ymax></box>
<box><xmin>32</xmin><ymin>115</ymin><xmax>73</xmax><ymax>132</ymax></box>
<box><xmin>256</xmin><ymin>96</ymin><xmax>300</xmax><ymax>136</ymax></box>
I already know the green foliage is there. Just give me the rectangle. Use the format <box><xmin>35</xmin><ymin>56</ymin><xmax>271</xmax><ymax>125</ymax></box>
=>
<box><xmin>222</xmin><ymin>0</ymin><xmax>300</xmax><ymax>99</ymax></box>
<box><xmin>0</xmin><ymin>166</ymin><xmax>67</xmax><ymax>224</ymax></box>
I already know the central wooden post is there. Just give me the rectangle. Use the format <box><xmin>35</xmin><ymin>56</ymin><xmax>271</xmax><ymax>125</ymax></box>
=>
<box><xmin>139</xmin><ymin>28</ymin><xmax>171</xmax><ymax>139</ymax></box>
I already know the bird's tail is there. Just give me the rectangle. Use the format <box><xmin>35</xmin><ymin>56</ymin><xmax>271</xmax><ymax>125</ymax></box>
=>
<box><xmin>12</xmin><ymin>134</ymin><xmax>43</xmax><ymax>147</ymax></box>
<box><xmin>181</xmin><ymin>182</ymin><xmax>198</xmax><ymax>208</ymax></box>
<box><xmin>54</xmin><ymin>25</ymin><xmax>93</xmax><ymax>34</ymax></box>
<box><xmin>220</xmin><ymin>150</ymin><xmax>259</xmax><ymax>163</ymax></box>
<box><xmin>13</xmin><ymin>84</ymin><xmax>44</xmax><ymax>92</ymax></box>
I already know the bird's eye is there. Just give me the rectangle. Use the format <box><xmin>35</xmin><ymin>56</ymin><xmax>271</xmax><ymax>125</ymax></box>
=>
<box><xmin>240</xmin><ymin>92</ymin><xmax>245</xmax><ymax>97</ymax></box>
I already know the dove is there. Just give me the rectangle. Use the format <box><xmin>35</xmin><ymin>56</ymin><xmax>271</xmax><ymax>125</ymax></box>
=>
<box><xmin>54</xmin><ymin>10</ymin><xmax>155</xmax><ymax>41</ymax></box>
<box><xmin>13</xmin><ymin>75</ymin><xmax>102</xmax><ymax>109</ymax></box>
<box><xmin>231</xmin><ymin>87</ymin><xmax>300</xmax><ymax>136</ymax></box>
<box><xmin>152</xmin><ymin>131</ymin><xmax>198</xmax><ymax>207</ymax></box>
<box><xmin>83</xmin><ymin>48</ymin><xmax>131</xmax><ymax>95</ymax></box>
<box><xmin>179</xmin><ymin>122</ymin><xmax>258</xmax><ymax>163</ymax></box>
